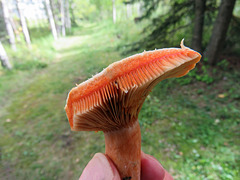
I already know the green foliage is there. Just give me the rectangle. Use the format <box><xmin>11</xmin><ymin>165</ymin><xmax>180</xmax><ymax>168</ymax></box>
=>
<box><xmin>129</xmin><ymin>0</ymin><xmax>196</xmax><ymax>51</ymax></box>
<box><xmin>72</xmin><ymin>0</ymin><xmax>98</xmax><ymax>21</ymax></box>
<box><xmin>177</xmin><ymin>66</ymin><xmax>214</xmax><ymax>85</ymax></box>
<box><xmin>71</xmin><ymin>0</ymin><xmax>120</xmax><ymax>22</ymax></box>
<box><xmin>70</xmin><ymin>0</ymin><xmax>138</xmax><ymax>23</ymax></box>
<box><xmin>217</xmin><ymin>59</ymin><xmax>229</xmax><ymax>70</ymax></box>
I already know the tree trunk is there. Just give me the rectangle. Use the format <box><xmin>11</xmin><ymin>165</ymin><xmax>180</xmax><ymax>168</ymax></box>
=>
<box><xmin>16</xmin><ymin>0</ymin><xmax>31</xmax><ymax>48</ymax></box>
<box><xmin>7</xmin><ymin>5</ymin><xmax>20</xmax><ymax>41</ymax></box>
<box><xmin>69</xmin><ymin>0</ymin><xmax>76</xmax><ymax>26</ymax></box>
<box><xmin>126</xmin><ymin>3</ymin><xmax>132</xmax><ymax>19</ymax></box>
<box><xmin>1</xmin><ymin>0</ymin><xmax>16</xmax><ymax>51</ymax></box>
<box><xmin>136</xmin><ymin>2</ymin><xmax>142</xmax><ymax>17</ymax></box>
<box><xmin>0</xmin><ymin>41</ymin><xmax>12</xmax><ymax>70</ymax></box>
<box><xmin>60</xmin><ymin>0</ymin><xmax>66</xmax><ymax>36</ymax></box>
<box><xmin>192</xmin><ymin>0</ymin><xmax>206</xmax><ymax>53</ymax></box>
<box><xmin>45</xmin><ymin>0</ymin><xmax>58</xmax><ymax>40</ymax></box>
<box><xmin>9</xmin><ymin>15</ymin><xmax>20</xmax><ymax>41</ymax></box>
<box><xmin>49</xmin><ymin>0</ymin><xmax>61</xmax><ymax>36</ymax></box>
<box><xmin>65</xmin><ymin>0</ymin><xmax>71</xmax><ymax>32</ymax></box>
<box><xmin>204</xmin><ymin>0</ymin><xmax>236</xmax><ymax>65</ymax></box>
<box><xmin>112</xmin><ymin>0</ymin><xmax>116</xmax><ymax>23</ymax></box>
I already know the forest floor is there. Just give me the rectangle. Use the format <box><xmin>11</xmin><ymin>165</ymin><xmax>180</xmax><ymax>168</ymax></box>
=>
<box><xmin>0</xmin><ymin>21</ymin><xmax>239</xmax><ymax>180</ymax></box>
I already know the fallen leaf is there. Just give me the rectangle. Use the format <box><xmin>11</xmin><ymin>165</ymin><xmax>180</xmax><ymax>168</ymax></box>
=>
<box><xmin>218</xmin><ymin>94</ymin><xmax>225</xmax><ymax>98</ymax></box>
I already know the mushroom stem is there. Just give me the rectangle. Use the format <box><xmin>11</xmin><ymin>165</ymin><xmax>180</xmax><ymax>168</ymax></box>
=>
<box><xmin>104</xmin><ymin>120</ymin><xmax>141</xmax><ymax>180</ymax></box>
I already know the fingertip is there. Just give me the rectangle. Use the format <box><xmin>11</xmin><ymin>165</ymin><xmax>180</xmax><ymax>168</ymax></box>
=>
<box><xmin>80</xmin><ymin>153</ymin><xmax>120</xmax><ymax>180</ymax></box>
<box><xmin>141</xmin><ymin>152</ymin><xmax>166</xmax><ymax>180</ymax></box>
<box><xmin>164</xmin><ymin>171</ymin><xmax>174</xmax><ymax>180</ymax></box>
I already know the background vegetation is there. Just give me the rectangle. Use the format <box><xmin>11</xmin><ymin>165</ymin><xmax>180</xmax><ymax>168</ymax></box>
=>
<box><xmin>0</xmin><ymin>0</ymin><xmax>239</xmax><ymax>179</ymax></box>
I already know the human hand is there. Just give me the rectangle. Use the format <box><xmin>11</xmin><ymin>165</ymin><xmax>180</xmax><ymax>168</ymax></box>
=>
<box><xmin>80</xmin><ymin>152</ymin><xmax>173</xmax><ymax>180</ymax></box>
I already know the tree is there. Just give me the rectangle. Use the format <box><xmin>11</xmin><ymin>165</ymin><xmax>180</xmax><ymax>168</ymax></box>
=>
<box><xmin>60</xmin><ymin>0</ymin><xmax>66</xmax><ymax>36</ymax></box>
<box><xmin>69</xmin><ymin>0</ymin><xmax>77</xmax><ymax>26</ymax></box>
<box><xmin>128</xmin><ymin>0</ymin><xmax>195</xmax><ymax>51</ymax></box>
<box><xmin>6</xmin><ymin>3</ymin><xmax>20</xmax><ymax>41</ymax></box>
<box><xmin>0</xmin><ymin>41</ymin><xmax>12</xmax><ymax>70</ymax></box>
<box><xmin>1</xmin><ymin>0</ymin><xmax>16</xmax><ymax>51</ymax></box>
<box><xmin>191</xmin><ymin>0</ymin><xmax>206</xmax><ymax>53</ymax></box>
<box><xmin>16</xmin><ymin>0</ymin><xmax>31</xmax><ymax>48</ymax></box>
<box><xmin>112</xmin><ymin>0</ymin><xmax>116</xmax><ymax>23</ymax></box>
<box><xmin>126</xmin><ymin>2</ymin><xmax>132</xmax><ymax>19</ymax></box>
<box><xmin>45</xmin><ymin>0</ymin><xmax>58</xmax><ymax>40</ymax></box>
<box><xmin>9</xmin><ymin>14</ymin><xmax>20</xmax><ymax>41</ymax></box>
<box><xmin>136</xmin><ymin>1</ymin><xmax>143</xmax><ymax>17</ymax></box>
<box><xmin>65</xmin><ymin>0</ymin><xmax>71</xmax><ymax>31</ymax></box>
<box><xmin>205</xmin><ymin>0</ymin><xmax>237</xmax><ymax>65</ymax></box>
<box><xmin>49</xmin><ymin>0</ymin><xmax>61</xmax><ymax>36</ymax></box>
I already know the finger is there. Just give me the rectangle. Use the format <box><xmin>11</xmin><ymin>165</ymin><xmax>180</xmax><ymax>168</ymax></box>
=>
<box><xmin>141</xmin><ymin>152</ymin><xmax>174</xmax><ymax>180</ymax></box>
<box><xmin>164</xmin><ymin>171</ymin><xmax>174</xmax><ymax>180</ymax></box>
<box><xmin>80</xmin><ymin>153</ymin><xmax>121</xmax><ymax>180</ymax></box>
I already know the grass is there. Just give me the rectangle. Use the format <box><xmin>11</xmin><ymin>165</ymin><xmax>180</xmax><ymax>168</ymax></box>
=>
<box><xmin>0</xmin><ymin>20</ymin><xmax>239</xmax><ymax>180</ymax></box>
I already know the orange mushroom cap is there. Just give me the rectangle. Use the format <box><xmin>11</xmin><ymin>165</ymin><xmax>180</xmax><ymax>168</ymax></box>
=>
<box><xmin>65</xmin><ymin>40</ymin><xmax>201</xmax><ymax>132</ymax></box>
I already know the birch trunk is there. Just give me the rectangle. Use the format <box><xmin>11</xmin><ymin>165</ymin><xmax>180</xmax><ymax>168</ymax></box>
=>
<box><xmin>136</xmin><ymin>2</ymin><xmax>142</xmax><ymax>17</ymax></box>
<box><xmin>0</xmin><ymin>41</ymin><xmax>12</xmax><ymax>70</ymax></box>
<box><xmin>7</xmin><ymin>5</ymin><xmax>20</xmax><ymax>41</ymax></box>
<box><xmin>49</xmin><ymin>0</ymin><xmax>61</xmax><ymax>36</ymax></box>
<box><xmin>1</xmin><ymin>0</ymin><xmax>16</xmax><ymax>51</ymax></box>
<box><xmin>16</xmin><ymin>0</ymin><xmax>31</xmax><ymax>48</ymax></box>
<box><xmin>69</xmin><ymin>0</ymin><xmax>76</xmax><ymax>26</ymax></box>
<box><xmin>60</xmin><ymin>0</ymin><xmax>66</xmax><ymax>36</ymax></box>
<box><xmin>65</xmin><ymin>0</ymin><xmax>71</xmax><ymax>31</ymax></box>
<box><xmin>126</xmin><ymin>3</ymin><xmax>132</xmax><ymax>19</ymax></box>
<box><xmin>9</xmin><ymin>16</ymin><xmax>20</xmax><ymax>41</ymax></box>
<box><xmin>112</xmin><ymin>0</ymin><xmax>116</xmax><ymax>23</ymax></box>
<box><xmin>45</xmin><ymin>0</ymin><xmax>58</xmax><ymax>40</ymax></box>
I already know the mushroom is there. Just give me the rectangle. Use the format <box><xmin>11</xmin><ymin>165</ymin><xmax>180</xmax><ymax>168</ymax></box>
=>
<box><xmin>65</xmin><ymin>40</ymin><xmax>201</xmax><ymax>179</ymax></box>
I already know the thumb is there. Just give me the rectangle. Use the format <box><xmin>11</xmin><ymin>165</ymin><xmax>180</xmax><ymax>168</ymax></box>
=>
<box><xmin>141</xmin><ymin>152</ymin><xmax>174</xmax><ymax>180</ymax></box>
<box><xmin>80</xmin><ymin>153</ymin><xmax>121</xmax><ymax>180</ymax></box>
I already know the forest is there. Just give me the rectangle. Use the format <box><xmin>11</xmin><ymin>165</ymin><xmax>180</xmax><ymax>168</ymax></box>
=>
<box><xmin>0</xmin><ymin>0</ymin><xmax>239</xmax><ymax>179</ymax></box>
